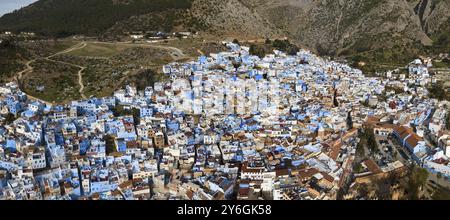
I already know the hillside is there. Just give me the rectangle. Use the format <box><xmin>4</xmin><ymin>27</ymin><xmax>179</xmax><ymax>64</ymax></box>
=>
<box><xmin>1</xmin><ymin>0</ymin><xmax>449</xmax><ymax>74</ymax></box>
<box><xmin>104</xmin><ymin>0</ymin><xmax>282</xmax><ymax>39</ymax></box>
<box><xmin>0</xmin><ymin>38</ymin><xmax>28</xmax><ymax>82</ymax></box>
<box><xmin>245</xmin><ymin>0</ymin><xmax>450</xmax><ymax>54</ymax></box>
<box><xmin>0</xmin><ymin>0</ymin><xmax>193</xmax><ymax>37</ymax></box>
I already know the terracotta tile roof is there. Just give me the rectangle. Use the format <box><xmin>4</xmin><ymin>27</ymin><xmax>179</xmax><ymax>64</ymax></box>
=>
<box><xmin>111</xmin><ymin>189</ymin><xmax>121</xmax><ymax>197</ymax></box>
<box><xmin>394</xmin><ymin>125</ymin><xmax>422</xmax><ymax>147</ymax></box>
<box><xmin>432</xmin><ymin>158</ymin><xmax>448</xmax><ymax>165</ymax></box>
<box><xmin>297</xmin><ymin>168</ymin><xmax>319</xmax><ymax>180</ymax></box>
<box><xmin>405</xmin><ymin>133</ymin><xmax>422</xmax><ymax>148</ymax></box>
<box><xmin>367</xmin><ymin>116</ymin><xmax>381</xmax><ymax>125</ymax></box>
<box><xmin>126</xmin><ymin>141</ymin><xmax>139</xmax><ymax>148</ymax></box>
<box><xmin>393</xmin><ymin>126</ymin><xmax>410</xmax><ymax>140</ymax></box>
<box><xmin>119</xmin><ymin>180</ymin><xmax>133</xmax><ymax>189</ymax></box>
<box><xmin>275</xmin><ymin>169</ymin><xmax>290</xmax><ymax>177</ymax></box>
<box><xmin>186</xmin><ymin>189</ymin><xmax>194</xmax><ymax>200</ymax></box>
<box><xmin>110</xmin><ymin>152</ymin><xmax>124</xmax><ymax>157</ymax></box>
<box><xmin>320</xmin><ymin>172</ymin><xmax>335</xmax><ymax>183</ymax></box>
<box><xmin>324</xmin><ymin>140</ymin><xmax>343</xmax><ymax>160</ymax></box>
<box><xmin>342</xmin><ymin>128</ymin><xmax>358</xmax><ymax>140</ymax></box>
<box><xmin>375</xmin><ymin>123</ymin><xmax>396</xmax><ymax>129</ymax></box>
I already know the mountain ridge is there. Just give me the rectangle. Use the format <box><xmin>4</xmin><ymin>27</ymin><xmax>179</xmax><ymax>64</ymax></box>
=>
<box><xmin>0</xmin><ymin>0</ymin><xmax>449</xmax><ymax>58</ymax></box>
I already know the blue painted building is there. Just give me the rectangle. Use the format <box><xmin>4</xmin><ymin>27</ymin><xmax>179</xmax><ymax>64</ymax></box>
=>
<box><xmin>7</xmin><ymin>101</ymin><xmax>23</xmax><ymax>115</ymax></box>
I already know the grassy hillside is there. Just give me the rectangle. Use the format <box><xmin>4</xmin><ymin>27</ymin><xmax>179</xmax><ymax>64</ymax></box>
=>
<box><xmin>23</xmin><ymin>58</ymin><xmax>81</xmax><ymax>102</ymax></box>
<box><xmin>0</xmin><ymin>36</ymin><xmax>79</xmax><ymax>81</ymax></box>
<box><xmin>67</xmin><ymin>43</ymin><xmax>139</xmax><ymax>58</ymax></box>
<box><xmin>0</xmin><ymin>0</ymin><xmax>192</xmax><ymax>37</ymax></box>
<box><xmin>0</xmin><ymin>38</ymin><xmax>29</xmax><ymax>81</ymax></box>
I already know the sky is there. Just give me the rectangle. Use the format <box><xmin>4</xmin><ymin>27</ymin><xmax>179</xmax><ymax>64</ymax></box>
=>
<box><xmin>0</xmin><ymin>0</ymin><xmax>38</xmax><ymax>17</ymax></box>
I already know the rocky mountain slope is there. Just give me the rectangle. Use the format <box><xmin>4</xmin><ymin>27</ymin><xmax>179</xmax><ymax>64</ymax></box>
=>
<box><xmin>104</xmin><ymin>0</ymin><xmax>282</xmax><ymax>39</ymax></box>
<box><xmin>1</xmin><ymin>0</ymin><xmax>449</xmax><ymax>57</ymax></box>
<box><xmin>244</xmin><ymin>0</ymin><xmax>449</xmax><ymax>55</ymax></box>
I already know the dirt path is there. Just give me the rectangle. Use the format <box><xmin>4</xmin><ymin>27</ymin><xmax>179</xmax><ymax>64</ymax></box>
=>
<box><xmin>77</xmin><ymin>67</ymin><xmax>87</xmax><ymax>99</ymax></box>
<box><xmin>92</xmin><ymin>40</ymin><xmax>187</xmax><ymax>59</ymax></box>
<box><xmin>45</xmin><ymin>42</ymin><xmax>88</xmax><ymax>99</ymax></box>
<box><xmin>16</xmin><ymin>40</ymin><xmax>187</xmax><ymax>102</ymax></box>
<box><xmin>17</xmin><ymin>59</ymin><xmax>36</xmax><ymax>80</ymax></box>
<box><xmin>197</xmin><ymin>49</ymin><xmax>205</xmax><ymax>56</ymax></box>
<box><xmin>15</xmin><ymin>41</ymin><xmax>88</xmax><ymax>102</ymax></box>
<box><xmin>16</xmin><ymin>41</ymin><xmax>86</xmax><ymax>80</ymax></box>
<box><xmin>48</xmin><ymin>41</ymin><xmax>87</xmax><ymax>59</ymax></box>
<box><xmin>49</xmin><ymin>40</ymin><xmax>187</xmax><ymax>101</ymax></box>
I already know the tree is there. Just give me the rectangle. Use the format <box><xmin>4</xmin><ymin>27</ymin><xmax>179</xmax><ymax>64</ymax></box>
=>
<box><xmin>357</xmin><ymin>184</ymin><xmax>369</xmax><ymax>198</ymax></box>
<box><xmin>431</xmin><ymin>186</ymin><xmax>450</xmax><ymax>200</ymax></box>
<box><xmin>112</xmin><ymin>105</ymin><xmax>126</xmax><ymax>117</ymax></box>
<box><xmin>131</xmin><ymin>108</ymin><xmax>140</xmax><ymax>126</ymax></box>
<box><xmin>0</xmin><ymin>37</ymin><xmax>15</xmax><ymax>49</ymax></box>
<box><xmin>249</xmin><ymin>45</ymin><xmax>266</xmax><ymax>59</ymax></box>
<box><xmin>112</xmin><ymin>105</ymin><xmax>140</xmax><ymax>125</ymax></box>
<box><xmin>405</xmin><ymin>167</ymin><xmax>429</xmax><ymax>200</ymax></box>
<box><xmin>4</xmin><ymin>147</ymin><xmax>14</xmax><ymax>155</ymax></box>
<box><xmin>4</xmin><ymin>113</ymin><xmax>16</xmax><ymax>124</ymax></box>
<box><xmin>427</xmin><ymin>83</ymin><xmax>449</xmax><ymax>101</ymax></box>
<box><xmin>287</xmin><ymin>47</ymin><xmax>298</xmax><ymax>56</ymax></box>
<box><xmin>104</xmin><ymin>135</ymin><xmax>116</xmax><ymax>155</ymax></box>
<box><xmin>346</xmin><ymin>111</ymin><xmax>353</xmax><ymax>129</ymax></box>
<box><xmin>443</xmin><ymin>58</ymin><xmax>450</xmax><ymax>65</ymax></box>
<box><xmin>374</xmin><ymin>180</ymin><xmax>391</xmax><ymax>200</ymax></box>
<box><xmin>272</xmin><ymin>39</ymin><xmax>299</xmax><ymax>55</ymax></box>
<box><xmin>353</xmin><ymin>163</ymin><xmax>364</xmax><ymax>173</ymax></box>
<box><xmin>128</xmin><ymin>68</ymin><xmax>160</xmax><ymax>91</ymax></box>
<box><xmin>333</xmin><ymin>89</ymin><xmax>339</xmax><ymax>107</ymax></box>
<box><xmin>232</xmin><ymin>60</ymin><xmax>241</xmax><ymax>71</ymax></box>
<box><xmin>361</xmin><ymin>127</ymin><xmax>378</xmax><ymax>154</ymax></box>
<box><xmin>355</xmin><ymin>140</ymin><xmax>366</xmax><ymax>158</ymax></box>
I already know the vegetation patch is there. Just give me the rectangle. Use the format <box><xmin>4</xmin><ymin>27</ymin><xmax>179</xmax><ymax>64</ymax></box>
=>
<box><xmin>0</xmin><ymin>0</ymin><xmax>193</xmax><ymax>37</ymax></box>
<box><xmin>359</xmin><ymin>127</ymin><xmax>379</xmax><ymax>155</ymax></box>
<box><xmin>403</xmin><ymin>166</ymin><xmax>429</xmax><ymax>200</ymax></box>
<box><xmin>248</xmin><ymin>39</ymin><xmax>299</xmax><ymax>58</ymax></box>
<box><xmin>427</xmin><ymin>82</ymin><xmax>450</xmax><ymax>101</ymax></box>
<box><xmin>52</xmin><ymin>44</ymin><xmax>174</xmax><ymax>100</ymax></box>
<box><xmin>22</xmin><ymin>59</ymin><xmax>81</xmax><ymax>102</ymax></box>
<box><xmin>0</xmin><ymin>38</ymin><xmax>28</xmax><ymax>81</ymax></box>
<box><xmin>432</xmin><ymin>58</ymin><xmax>450</xmax><ymax>69</ymax></box>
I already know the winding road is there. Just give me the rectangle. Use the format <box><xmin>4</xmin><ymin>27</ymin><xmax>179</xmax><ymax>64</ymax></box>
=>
<box><xmin>16</xmin><ymin>41</ymin><xmax>88</xmax><ymax>102</ymax></box>
<box><xmin>17</xmin><ymin>59</ymin><xmax>35</xmax><ymax>80</ymax></box>
<box><xmin>46</xmin><ymin>42</ymin><xmax>88</xmax><ymax>99</ymax></box>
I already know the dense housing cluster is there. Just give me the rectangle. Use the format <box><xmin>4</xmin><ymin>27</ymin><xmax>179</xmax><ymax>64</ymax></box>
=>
<box><xmin>0</xmin><ymin>42</ymin><xmax>449</xmax><ymax>200</ymax></box>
